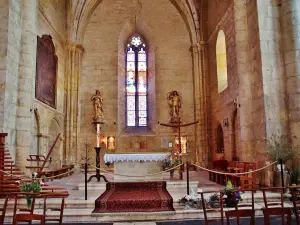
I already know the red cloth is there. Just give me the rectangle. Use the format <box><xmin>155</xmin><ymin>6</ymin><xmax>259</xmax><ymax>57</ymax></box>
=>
<box><xmin>93</xmin><ymin>181</ymin><xmax>174</xmax><ymax>213</ymax></box>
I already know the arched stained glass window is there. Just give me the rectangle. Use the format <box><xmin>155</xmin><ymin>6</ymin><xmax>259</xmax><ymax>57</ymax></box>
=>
<box><xmin>126</xmin><ymin>35</ymin><xmax>148</xmax><ymax>127</ymax></box>
<box><xmin>216</xmin><ymin>30</ymin><xmax>228</xmax><ymax>93</ymax></box>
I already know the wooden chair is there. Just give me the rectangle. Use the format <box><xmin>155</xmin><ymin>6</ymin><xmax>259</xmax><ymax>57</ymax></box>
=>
<box><xmin>43</xmin><ymin>192</ymin><xmax>69</xmax><ymax>225</ymax></box>
<box><xmin>0</xmin><ymin>194</ymin><xmax>9</xmax><ymax>224</ymax></box>
<box><xmin>225</xmin><ymin>189</ymin><xmax>256</xmax><ymax>225</ymax></box>
<box><xmin>12</xmin><ymin>193</ymin><xmax>43</xmax><ymax>225</ymax></box>
<box><xmin>260</xmin><ymin>187</ymin><xmax>292</xmax><ymax>225</ymax></box>
<box><xmin>289</xmin><ymin>185</ymin><xmax>300</xmax><ymax>225</ymax></box>
<box><xmin>200</xmin><ymin>190</ymin><xmax>224</xmax><ymax>225</ymax></box>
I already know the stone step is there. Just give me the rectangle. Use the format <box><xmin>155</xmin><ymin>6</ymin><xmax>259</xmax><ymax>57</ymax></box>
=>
<box><xmin>3</xmin><ymin>202</ymin><xmax>294</xmax><ymax>223</ymax></box>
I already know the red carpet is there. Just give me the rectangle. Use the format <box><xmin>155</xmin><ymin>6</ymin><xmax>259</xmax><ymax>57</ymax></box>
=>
<box><xmin>93</xmin><ymin>181</ymin><xmax>175</xmax><ymax>213</ymax></box>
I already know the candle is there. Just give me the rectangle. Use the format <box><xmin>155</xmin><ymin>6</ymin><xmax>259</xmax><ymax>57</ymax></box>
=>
<box><xmin>96</xmin><ymin>123</ymin><xmax>100</xmax><ymax>147</ymax></box>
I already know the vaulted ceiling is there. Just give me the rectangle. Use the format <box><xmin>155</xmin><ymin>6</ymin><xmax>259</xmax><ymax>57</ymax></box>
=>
<box><xmin>67</xmin><ymin>0</ymin><xmax>205</xmax><ymax>44</ymax></box>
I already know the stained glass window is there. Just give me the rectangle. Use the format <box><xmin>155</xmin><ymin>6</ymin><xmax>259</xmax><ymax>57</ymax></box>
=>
<box><xmin>126</xmin><ymin>35</ymin><xmax>148</xmax><ymax>127</ymax></box>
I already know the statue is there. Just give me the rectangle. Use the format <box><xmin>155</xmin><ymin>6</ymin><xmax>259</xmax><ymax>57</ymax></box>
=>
<box><xmin>91</xmin><ymin>90</ymin><xmax>104</xmax><ymax>122</ymax></box>
<box><xmin>167</xmin><ymin>90</ymin><xmax>181</xmax><ymax>123</ymax></box>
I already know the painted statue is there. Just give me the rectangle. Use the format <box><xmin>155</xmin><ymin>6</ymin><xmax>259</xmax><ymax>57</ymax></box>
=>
<box><xmin>167</xmin><ymin>90</ymin><xmax>181</xmax><ymax>123</ymax></box>
<box><xmin>91</xmin><ymin>90</ymin><xmax>104</xmax><ymax>122</ymax></box>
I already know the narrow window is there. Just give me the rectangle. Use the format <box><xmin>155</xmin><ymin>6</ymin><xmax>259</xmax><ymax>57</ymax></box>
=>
<box><xmin>217</xmin><ymin>124</ymin><xmax>224</xmax><ymax>153</ymax></box>
<box><xmin>126</xmin><ymin>35</ymin><xmax>148</xmax><ymax>127</ymax></box>
<box><xmin>216</xmin><ymin>30</ymin><xmax>228</xmax><ymax>93</ymax></box>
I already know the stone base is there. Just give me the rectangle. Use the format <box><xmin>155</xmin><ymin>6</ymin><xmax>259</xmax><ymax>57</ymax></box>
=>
<box><xmin>114</xmin><ymin>161</ymin><xmax>163</xmax><ymax>181</ymax></box>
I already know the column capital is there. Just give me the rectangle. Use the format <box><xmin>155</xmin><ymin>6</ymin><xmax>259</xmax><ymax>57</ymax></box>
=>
<box><xmin>190</xmin><ymin>43</ymin><xmax>200</xmax><ymax>53</ymax></box>
<box><xmin>65</xmin><ymin>42</ymin><xmax>84</xmax><ymax>53</ymax></box>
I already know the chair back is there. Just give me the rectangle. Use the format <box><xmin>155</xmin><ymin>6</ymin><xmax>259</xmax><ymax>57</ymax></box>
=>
<box><xmin>200</xmin><ymin>190</ymin><xmax>224</xmax><ymax>225</ymax></box>
<box><xmin>0</xmin><ymin>195</ymin><xmax>9</xmax><ymax>224</ymax></box>
<box><xmin>289</xmin><ymin>185</ymin><xmax>300</xmax><ymax>225</ymax></box>
<box><xmin>225</xmin><ymin>189</ymin><xmax>256</xmax><ymax>225</ymax></box>
<box><xmin>43</xmin><ymin>192</ymin><xmax>68</xmax><ymax>225</ymax></box>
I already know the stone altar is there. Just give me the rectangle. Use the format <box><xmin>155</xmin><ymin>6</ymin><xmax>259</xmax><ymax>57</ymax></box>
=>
<box><xmin>104</xmin><ymin>153</ymin><xmax>169</xmax><ymax>181</ymax></box>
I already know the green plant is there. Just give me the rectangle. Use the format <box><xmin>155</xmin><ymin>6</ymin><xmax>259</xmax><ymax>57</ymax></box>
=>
<box><xmin>288</xmin><ymin>167</ymin><xmax>299</xmax><ymax>185</ymax></box>
<box><xmin>267</xmin><ymin>134</ymin><xmax>300</xmax><ymax>163</ymax></box>
<box><xmin>17</xmin><ymin>172</ymin><xmax>43</xmax><ymax>207</ymax></box>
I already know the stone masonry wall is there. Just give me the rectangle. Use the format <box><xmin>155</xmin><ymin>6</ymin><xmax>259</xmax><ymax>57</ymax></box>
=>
<box><xmin>34</xmin><ymin>0</ymin><xmax>67</xmax><ymax>166</ymax></box>
<box><xmin>81</xmin><ymin>0</ymin><xmax>195</xmax><ymax>163</ymax></box>
<box><xmin>207</xmin><ymin>2</ymin><xmax>239</xmax><ymax>162</ymax></box>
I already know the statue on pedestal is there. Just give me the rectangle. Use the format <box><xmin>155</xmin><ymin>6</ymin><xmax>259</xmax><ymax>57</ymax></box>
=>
<box><xmin>91</xmin><ymin>90</ymin><xmax>104</xmax><ymax>123</ymax></box>
<box><xmin>167</xmin><ymin>90</ymin><xmax>181</xmax><ymax>123</ymax></box>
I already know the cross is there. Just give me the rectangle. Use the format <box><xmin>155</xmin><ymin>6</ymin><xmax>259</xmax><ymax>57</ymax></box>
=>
<box><xmin>160</xmin><ymin>115</ymin><xmax>198</xmax><ymax>180</ymax></box>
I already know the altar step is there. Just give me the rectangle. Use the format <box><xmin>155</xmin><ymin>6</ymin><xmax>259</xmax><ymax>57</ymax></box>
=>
<box><xmin>3</xmin><ymin>202</ymin><xmax>294</xmax><ymax>223</ymax></box>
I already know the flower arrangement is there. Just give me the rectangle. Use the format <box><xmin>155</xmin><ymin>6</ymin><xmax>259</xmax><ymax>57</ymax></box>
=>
<box><xmin>16</xmin><ymin>172</ymin><xmax>44</xmax><ymax>208</ymax></box>
<box><xmin>223</xmin><ymin>180</ymin><xmax>242</xmax><ymax>207</ymax></box>
<box><xmin>162</xmin><ymin>148</ymin><xmax>181</xmax><ymax>170</ymax></box>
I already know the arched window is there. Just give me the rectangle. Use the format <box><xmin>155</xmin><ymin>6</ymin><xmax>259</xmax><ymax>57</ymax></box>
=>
<box><xmin>126</xmin><ymin>35</ymin><xmax>148</xmax><ymax>127</ymax></box>
<box><xmin>216</xmin><ymin>30</ymin><xmax>228</xmax><ymax>93</ymax></box>
<box><xmin>217</xmin><ymin>124</ymin><xmax>224</xmax><ymax>153</ymax></box>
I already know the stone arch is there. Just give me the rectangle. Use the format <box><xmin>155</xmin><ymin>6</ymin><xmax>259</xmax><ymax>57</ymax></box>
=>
<box><xmin>48</xmin><ymin>118</ymin><xmax>62</xmax><ymax>170</ymax></box>
<box><xmin>117</xmin><ymin>21</ymin><xmax>156</xmax><ymax>135</ymax></box>
<box><xmin>71</xmin><ymin>0</ymin><xmax>199</xmax><ymax>45</ymax></box>
<box><xmin>216</xmin><ymin>30</ymin><xmax>228</xmax><ymax>93</ymax></box>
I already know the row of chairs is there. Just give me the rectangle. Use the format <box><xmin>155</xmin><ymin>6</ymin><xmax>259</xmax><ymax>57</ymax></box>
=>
<box><xmin>199</xmin><ymin>186</ymin><xmax>300</xmax><ymax>225</ymax></box>
<box><xmin>0</xmin><ymin>192</ymin><xmax>68</xmax><ymax>225</ymax></box>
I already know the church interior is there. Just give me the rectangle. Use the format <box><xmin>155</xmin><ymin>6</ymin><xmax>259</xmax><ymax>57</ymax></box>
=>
<box><xmin>1</xmin><ymin>0</ymin><xmax>300</xmax><ymax>224</ymax></box>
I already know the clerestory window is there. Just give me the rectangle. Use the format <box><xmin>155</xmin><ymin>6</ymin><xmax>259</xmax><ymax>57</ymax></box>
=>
<box><xmin>126</xmin><ymin>35</ymin><xmax>148</xmax><ymax>127</ymax></box>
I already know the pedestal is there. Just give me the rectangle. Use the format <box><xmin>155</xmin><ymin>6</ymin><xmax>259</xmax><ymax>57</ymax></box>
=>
<box><xmin>88</xmin><ymin>147</ymin><xmax>108</xmax><ymax>182</ymax></box>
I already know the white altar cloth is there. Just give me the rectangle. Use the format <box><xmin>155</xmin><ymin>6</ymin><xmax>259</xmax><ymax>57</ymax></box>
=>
<box><xmin>104</xmin><ymin>153</ymin><xmax>169</xmax><ymax>163</ymax></box>
<box><xmin>104</xmin><ymin>153</ymin><xmax>169</xmax><ymax>181</ymax></box>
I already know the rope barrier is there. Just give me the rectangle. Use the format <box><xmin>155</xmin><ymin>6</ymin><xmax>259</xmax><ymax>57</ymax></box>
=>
<box><xmin>191</xmin><ymin>160</ymin><xmax>278</xmax><ymax>175</ymax></box>
<box><xmin>89</xmin><ymin>163</ymin><xmax>184</xmax><ymax>177</ymax></box>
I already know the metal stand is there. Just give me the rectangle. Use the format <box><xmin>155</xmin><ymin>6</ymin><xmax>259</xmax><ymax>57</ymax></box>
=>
<box><xmin>186</xmin><ymin>161</ymin><xmax>189</xmax><ymax>195</ymax></box>
<box><xmin>88</xmin><ymin>147</ymin><xmax>108</xmax><ymax>182</ymax></box>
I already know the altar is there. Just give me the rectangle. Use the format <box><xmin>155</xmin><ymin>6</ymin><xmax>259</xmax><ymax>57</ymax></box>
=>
<box><xmin>104</xmin><ymin>153</ymin><xmax>169</xmax><ymax>181</ymax></box>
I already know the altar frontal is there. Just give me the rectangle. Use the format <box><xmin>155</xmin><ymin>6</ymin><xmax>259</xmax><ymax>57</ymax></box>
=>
<box><xmin>104</xmin><ymin>153</ymin><xmax>169</xmax><ymax>181</ymax></box>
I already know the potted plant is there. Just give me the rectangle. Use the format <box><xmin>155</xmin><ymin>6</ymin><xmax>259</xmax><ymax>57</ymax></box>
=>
<box><xmin>208</xmin><ymin>193</ymin><xmax>220</xmax><ymax>208</ymax></box>
<box><xmin>267</xmin><ymin>134</ymin><xmax>300</xmax><ymax>186</ymax></box>
<box><xmin>223</xmin><ymin>180</ymin><xmax>242</xmax><ymax>208</ymax></box>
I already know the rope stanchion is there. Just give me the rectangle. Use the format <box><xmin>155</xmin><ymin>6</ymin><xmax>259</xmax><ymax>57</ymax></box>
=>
<box><xmin>191</xmin><ymin>160</ymin><xmax>278</xmax><ymax>176</ymax></box>
<box><xmin>89</xmin><ymin>163</ymin><xmax>184</xmax><ymax>177</ymax></box>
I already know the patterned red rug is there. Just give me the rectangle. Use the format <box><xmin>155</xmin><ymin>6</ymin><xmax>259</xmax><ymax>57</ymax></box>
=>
<box><xmin>93</xmin><ymin>181</ymin><xmax>174</xmax><ymax>213</ymax></box>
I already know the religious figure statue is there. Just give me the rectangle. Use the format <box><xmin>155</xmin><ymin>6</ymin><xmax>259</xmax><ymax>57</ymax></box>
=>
<box><xmin>167</xmin><ymin>90</ymin><xmax>181</xmax><ymax>123</ymax></box>
<box><xmin>91</xmin><ymin>90</ymin><xmax>104</xmax><ymax>122</ymax></box>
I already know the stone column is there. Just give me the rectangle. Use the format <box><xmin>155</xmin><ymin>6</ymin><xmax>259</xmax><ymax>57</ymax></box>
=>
<box><xmin>198</xmin><ymin>42</ymin><xmax>209</xmax><ymax>166</ymax></box>
<box><xmin>16</xmin><ymin>0</ymin><xmax>38</xmax><ymax>170</ymax></box>
<box><xmin>190</xmin><ymin>44</ymin><xmax>201</xmax><ymax>163</ymax></box>
<box><xmin>256</xmin><ymin>0</ymin><xmax>288</xmax><ymax>137</ymax></box>
<box><xmin>64</xmin><ymin>43</ymin><xmax>84</xmax><ymax>163</ymax></box>
<box><xmin>234</xmin><ymin>0</ymin><xmax>255</xmax><ymax>161</ymax></box>
<box><xmin>0</xmin><ymin>1</ymin><xmax>22</xmax><ymax>156</ymax></box>
<box><xmin>281</xmin><ymin>0</ymin><xmax>300</xmax><ymax>145</ymax></box>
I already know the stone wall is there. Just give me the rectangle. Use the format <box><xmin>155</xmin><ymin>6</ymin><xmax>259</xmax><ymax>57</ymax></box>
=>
<box><xmin>207</xmin><ymin>2</ymin><xmax>239</xmax><ymax>161</ymax></box>
<box><xmin>81</xmin><ymin>0</ymin><xmax>195</xmax><ymax>162</ymax></box>
<box><xmin>33</xmin><ymin>0</ymin><xmax>67</xmax><ymax>167</ymax></box>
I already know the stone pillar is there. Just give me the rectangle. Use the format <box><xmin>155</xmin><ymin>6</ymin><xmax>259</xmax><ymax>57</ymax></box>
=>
<box><xmin>199</xmin><ymin>42</ymin><xmax>209</xmax><ymax>166</ymax></box>
<box><xmin>281</xmin><ymin>0</ymin><xmax>300</xmax><ymax>145</ymax></box>
<box><xmin>256</xmin><ymin>0</ymin><xmax>288</xmax><ymax>137</ymax></box>
<box><xmin>0</xmin><ymin>0</ymin><xmax>22</xmax><ymax>155</ymax></box>
<box><xmin>64</xmin><ymin>43</ymin><xmax>84</xmax><ymax>163</ymax></box>
<box><xmin>234</xmin><ymin>0</ymin><xmax>256</xmax><ymax>161</ymax></box>
<box><xmin>16</xmin><ymin>0</ymin><xmax>38</xmax><ymax>170</ymax></box>
<box><xmin>190</xmin><ymin>44</ymin><xmax>201</xmax><ymax>163</ymax></box>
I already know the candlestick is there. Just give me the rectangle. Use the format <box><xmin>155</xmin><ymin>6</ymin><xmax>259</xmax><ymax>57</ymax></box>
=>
<box><xmin>96</xmin><ymin>123</ymin><xmax>100</xmax><ymax>147</ymax></box>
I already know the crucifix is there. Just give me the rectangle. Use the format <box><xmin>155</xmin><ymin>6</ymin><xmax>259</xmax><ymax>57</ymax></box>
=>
<box><xmin>160</xmin><ymin>90</ymin><xmax>198</xmax><ymax>180</ymax></box>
